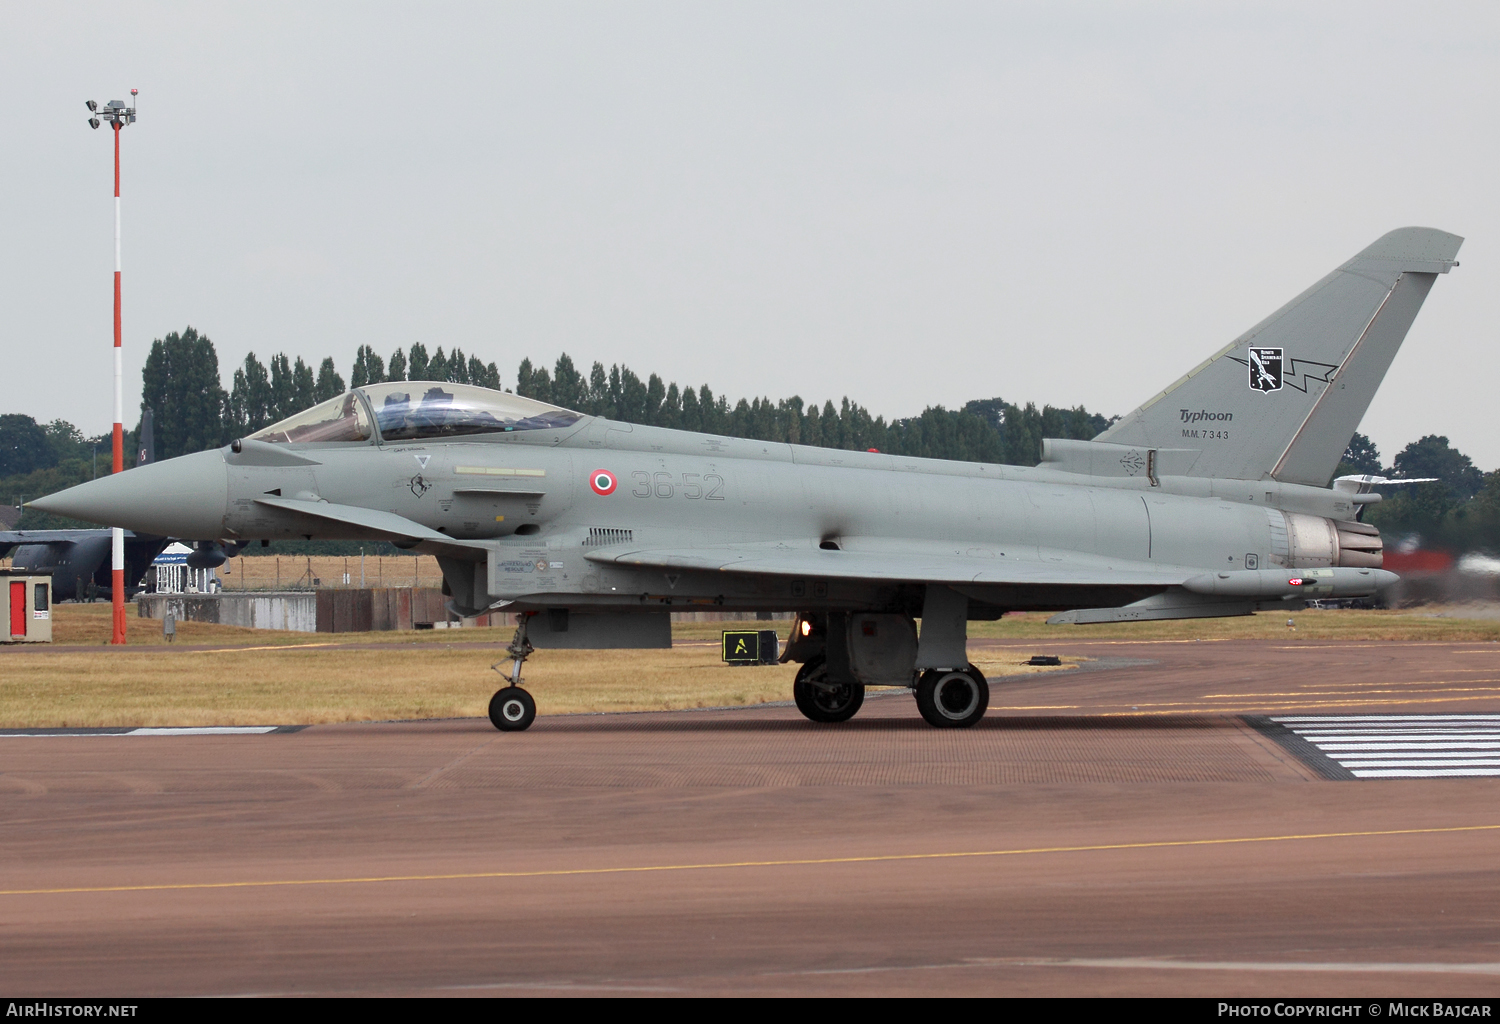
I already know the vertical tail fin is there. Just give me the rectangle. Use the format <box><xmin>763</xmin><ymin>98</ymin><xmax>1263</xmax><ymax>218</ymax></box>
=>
<box><xmin>1097</xmin><ymin>227</ymin><xmax>1462</xmax><ymax>485</ymax></box>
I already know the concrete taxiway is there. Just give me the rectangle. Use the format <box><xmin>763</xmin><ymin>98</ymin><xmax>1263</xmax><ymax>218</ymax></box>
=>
<box><xmin>3</xmin><ymin>639</ymin><xmax>1500</xmax><ymax>996</ymax></box>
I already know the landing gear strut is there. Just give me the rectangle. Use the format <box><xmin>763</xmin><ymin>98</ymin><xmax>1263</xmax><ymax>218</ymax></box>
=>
<box><xmin>915</xmin><ymin>665</ymin><xmax>988</xmax><ymax>728</ymax></box>
<box><xmin>489</xmin><ymin>614</ymin><xmax>537</xmax><ymax>732</ymax></box>
<box><xmin>792</xmin><ymin>657</ymin><xmax>865</xmax><ymax>723</ymax></box>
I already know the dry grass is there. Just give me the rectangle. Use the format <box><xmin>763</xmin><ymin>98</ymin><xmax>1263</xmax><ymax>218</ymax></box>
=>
<box><xmin>3</xmin><ymin>604</ymin><xmax>1497</xmax><ymax>729</ymax></box>
<box><xmin>54</xmin><ymin>604</ymin><xmax>312</xmax><ymax>646</ymax></box>
<box><xmin>0</xmin><ymin>643</ymin><xmax>800</xmax><ymax>728</ymax></box>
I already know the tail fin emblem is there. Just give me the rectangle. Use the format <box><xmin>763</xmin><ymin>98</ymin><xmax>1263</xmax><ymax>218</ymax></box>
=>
<box><xmin>1248</xmin><ymin>347</ymin><xmax>1283</xmax><ymax>392</ymax></box>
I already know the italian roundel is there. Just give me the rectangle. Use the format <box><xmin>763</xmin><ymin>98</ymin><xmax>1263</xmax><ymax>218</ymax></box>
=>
<box><xmin>589</xmin><ymin>469</ymin><xmax>617</xmax><ymax>496</ymax></box>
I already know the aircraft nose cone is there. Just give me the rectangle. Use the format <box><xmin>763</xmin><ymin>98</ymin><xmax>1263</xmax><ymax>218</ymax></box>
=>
<box><xmin>27</xmin><ymin>450</ymin><xmax>229</xmax><ymax>538</ymax></box>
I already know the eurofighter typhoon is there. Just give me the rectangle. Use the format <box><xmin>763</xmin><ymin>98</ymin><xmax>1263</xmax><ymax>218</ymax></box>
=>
<box><xmin>33</xmin><ymin>228</ymin><xmax>1462</xmax><ymax>731</ymax></box>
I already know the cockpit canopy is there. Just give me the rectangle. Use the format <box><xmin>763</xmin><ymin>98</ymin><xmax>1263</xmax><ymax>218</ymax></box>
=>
<box><xmin>246</xmin><ymin>381</ymin><xmax>583</xmax><ymax>444</ymax></box>
<box><xmin>361</xmin><ymin>381</ymin><xmax>583</xmax><ymax>440</ymax></box>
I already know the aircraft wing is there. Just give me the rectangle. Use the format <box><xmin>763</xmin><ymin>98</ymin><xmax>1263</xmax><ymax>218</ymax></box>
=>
<box><xmin>584</xmin><ymin>542</ymin><xmax>1191</xmax><ymax>588</ymax></box>
<box><xmin>0</xmin><ymin>529</ymin><xmax>148</xmax><ymax>543</ymax></box>
<box><xmin>0</xmin><ymin>528</ymin><xmax>148</xmax><ymax>558</ymax></box>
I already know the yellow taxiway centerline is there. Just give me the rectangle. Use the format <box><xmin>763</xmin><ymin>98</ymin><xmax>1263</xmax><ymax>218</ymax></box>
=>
<box><xmin>3</xmin><ymin>823</ymin><xmax>1496</xmax><ymax>898</ymax></box>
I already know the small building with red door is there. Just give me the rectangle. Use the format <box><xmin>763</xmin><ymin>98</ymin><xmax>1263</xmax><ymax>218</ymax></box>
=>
<box><xmin>1</xmin><ymin>569</ymin><xmax>52</xmax><ymax>643</ymax></box>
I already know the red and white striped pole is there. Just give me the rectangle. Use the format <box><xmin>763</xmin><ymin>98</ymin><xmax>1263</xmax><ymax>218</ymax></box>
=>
<box><xmin>87</xmin><ymin>91</ymin><xmax>136</xmax><ymax>644</ymax></box>
<box><xmin>110</xmin><ymin>113</ymin><xmax>125</xmax><ymax>644</ymax></box>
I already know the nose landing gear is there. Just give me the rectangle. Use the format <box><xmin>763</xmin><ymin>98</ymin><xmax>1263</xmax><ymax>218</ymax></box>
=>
<box><xmin>489</xmin><ymin>614</ymin><xmax>538</xmax><ymax>732</ymax></box>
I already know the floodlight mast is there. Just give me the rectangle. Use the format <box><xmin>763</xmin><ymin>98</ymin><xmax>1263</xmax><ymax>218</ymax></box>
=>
<box><xmin>85</xmin><ymin>89</ymin><xmax>138</xmax><ymax>644</ymax></box>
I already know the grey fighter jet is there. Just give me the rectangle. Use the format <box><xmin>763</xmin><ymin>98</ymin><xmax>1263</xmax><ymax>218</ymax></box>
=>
<box><xmin>31</xmin><ymin>228</ymin><xmax>1461</xmax><ymax>731</ymax></box>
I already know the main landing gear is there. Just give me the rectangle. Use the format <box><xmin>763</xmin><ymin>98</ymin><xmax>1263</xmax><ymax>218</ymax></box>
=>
<box><xmin>790</xmin><ymin>660</ymin><xmax>989</xmax><ymax>728</ymax></box>
<box><xmin>914</xmin><ymin>666</ymin><xmax>989</xmax><ymax>729</ymax></box>
<box><xmin>784</xmin><ymin>609</ymin><xmax>990</xmax><ymax>728</ymax></box>
<box><xmin>792</xmin><ymin>657</ymin><xmax>865</xmax><ymax>723</ymax></box>
<box><xmin>489</xmin><ymin>614</ymin><xmax>538</xmax><ymax>732</ymax></box>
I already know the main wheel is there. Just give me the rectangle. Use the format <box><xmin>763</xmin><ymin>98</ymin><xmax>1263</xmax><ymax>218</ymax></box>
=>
<box><xmin>489</xmin><ymin>686</ymin><xmax>536</xmax><ymax>732</ymax></box>
<box><xmin>915</xmin><ymin>666</ymin><xmax>988</xmax><ymax>728</ymax></box>
<box><xmin>792</xmin><ymin>657</ymin><xmax>865</xmax><ymax>723</ymax></box>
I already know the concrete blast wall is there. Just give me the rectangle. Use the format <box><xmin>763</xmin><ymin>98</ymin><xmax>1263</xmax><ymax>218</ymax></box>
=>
<box><xmin>138</xmin><ymin>588</ymin><xmax>458</xmax><ymax>633</ymax></box>
<box><xmin>138</xmin><ymin>590</ymin><xmax>798</xmax><ymax>634</ymax></box>
<box><xmin>138</xmin><ymin>591</ymin><xmax>320</xmax><ymax>632</ymax></box>
<box><xmin>315</xmin><ymin>588</ymin><xmax>455</xmax><ymax>632</ymax></box>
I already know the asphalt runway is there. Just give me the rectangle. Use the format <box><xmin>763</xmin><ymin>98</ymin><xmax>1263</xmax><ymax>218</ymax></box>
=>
<box><xmin>4</xmin><ymin>639</ymin><xmax>1500</xmax><ymax>997</ymax></box>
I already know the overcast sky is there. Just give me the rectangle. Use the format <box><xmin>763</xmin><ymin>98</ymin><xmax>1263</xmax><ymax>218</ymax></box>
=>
<box><xmin>4</xmin><ymin>2</ymin><xmax>1498</xmax><ymax>468</ymax></box>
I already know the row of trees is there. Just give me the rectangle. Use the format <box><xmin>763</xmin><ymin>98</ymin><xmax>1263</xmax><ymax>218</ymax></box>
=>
<box><xmin>1338</xmin><ymin>432</ymin><xmax>1498</xmax><ymax>550</ymax></box>
<box><xmin>127</xmin><ymin>328</ymin><xmax>1112</xmax><ymax>466</ymax></box>
<box><xmin>0</xmin><ymin>415</ymin><xmax>120</xmax><ymax>530</ymax></box>
<box><xmin>0</xmin><ymin>415</ymin><xmax>104</xmax><ymax>480</ymax></box>
<box><xmin>512</xmin><ymin>354</ymin><xmax>1111</xmax><ymax>463</ymax></box>
<box><xmin>348</xmin><ymin>343</ymin><xmax>502</xmax><ymax>392</ymax></box>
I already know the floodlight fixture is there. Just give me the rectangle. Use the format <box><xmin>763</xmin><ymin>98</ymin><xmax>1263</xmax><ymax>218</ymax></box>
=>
<box><xmin>86</xmin><ymin>94</ymin><xmax>137</xmax><ymax>129</ymax></box>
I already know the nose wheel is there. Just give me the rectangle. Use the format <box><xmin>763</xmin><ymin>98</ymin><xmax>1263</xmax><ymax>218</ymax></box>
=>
<box><xmin>488</xmin><ymin>614</ymin><xmax>538</xmax><ymax>732</ymax></box>
<box><xmin>489</xmin><ymin>686</ymin><xmax>536</xmax><ymax>731</ymax></box>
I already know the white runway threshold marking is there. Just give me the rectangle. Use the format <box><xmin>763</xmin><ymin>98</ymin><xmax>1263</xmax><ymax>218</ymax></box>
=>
<box><xmin>1273</xmin><ymin>716</ymin><xmax>1500</xmax><ymax>778</ymax></box>
<box><xmin>0</xmin><ymin>727</ymin><xmax>278</xmax><ymax>738</ymax></box>
<box><xmin>127</xmin><ymin>727</ymin><xmax>277</xmax><ymax>736</ymax></box>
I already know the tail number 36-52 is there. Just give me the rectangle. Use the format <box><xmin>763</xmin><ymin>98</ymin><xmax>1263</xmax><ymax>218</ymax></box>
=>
<box><xmin>630</xmin><ymin>471</ymin><xmax>724</xmax><ymax>500</ymax></box>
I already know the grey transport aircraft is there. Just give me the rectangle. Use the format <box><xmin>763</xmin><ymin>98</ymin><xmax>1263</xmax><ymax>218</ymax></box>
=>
<box><xmin>0</xmin><ymin>529</ymin><xmax>166</xmax><ymax>602</ymax></box>
<box><xmin>32</xmin><ymin>228</ymin><xmax>1461</xmax><ymax>731</ymax></box>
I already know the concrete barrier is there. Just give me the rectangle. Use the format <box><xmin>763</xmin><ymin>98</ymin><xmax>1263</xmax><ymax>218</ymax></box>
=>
<box><xmin>137</xmin><ymin>590</ymin><xmax>798</xmax><ymax>634</ymax></box>
<box><xmin>138</xmin><ymin>587</ymin><xmax>455</xmax><ymax>633</ymax></box>
<box><xmin>315</xmin><ymin>588</ymin><xmax>452</xmax><ymax>632</ymax></box>
<box><xmin>138</xmin><ymin>591</ymin><xmax>320</xmax><ymax>632</ymax></box>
